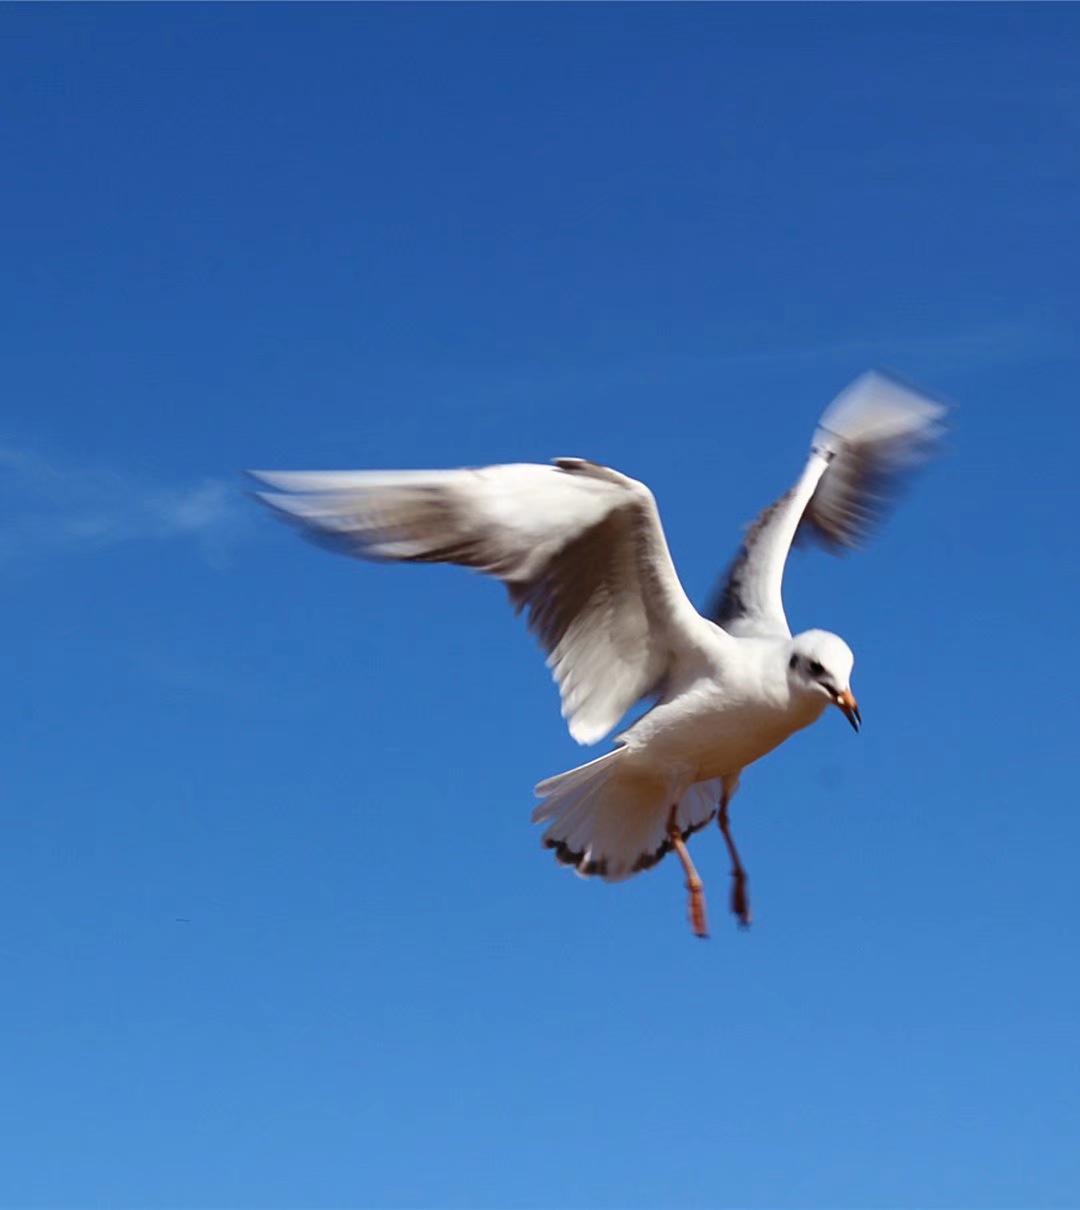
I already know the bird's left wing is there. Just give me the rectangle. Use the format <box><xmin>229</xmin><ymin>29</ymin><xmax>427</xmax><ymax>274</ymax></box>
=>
<box><xmin>252</xmin><ymin>459</ymin><xmax>720</xmax><ymax>745</ymax></box>
<box><xmin>708</xmin><ymin>371</ymin><xmax>946</xmax><ymax>638</ymax></box>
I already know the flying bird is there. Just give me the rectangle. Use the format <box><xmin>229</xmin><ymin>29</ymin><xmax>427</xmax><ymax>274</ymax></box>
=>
<box><xmin>252</xmin><ymin>371</ymin><xmax>945</xmax><ymax>938</ymax></box>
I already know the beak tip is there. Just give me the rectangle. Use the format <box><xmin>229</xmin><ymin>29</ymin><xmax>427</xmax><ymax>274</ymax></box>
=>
<box><xmin>836</xmin><ymin>690</ymin><xmax>861</xmax><ymax>733</ymax></box>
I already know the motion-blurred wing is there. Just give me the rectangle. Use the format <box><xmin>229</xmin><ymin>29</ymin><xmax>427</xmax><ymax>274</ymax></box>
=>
<box><xmin>708</xmin><ymin>371</ymin><xmax>946</xmax><ymax>638</ymax></box>
<box><xmin>252</xmin><ymin>459</ymin><xmax>714</xmax><ymax>745</ymax></box>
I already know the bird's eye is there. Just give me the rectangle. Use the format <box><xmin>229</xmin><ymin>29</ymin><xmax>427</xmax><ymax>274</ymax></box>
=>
<box><xmin>789</xmin><ymin>654</ymin><xmax>798</xmax><ymax>670</ymax></box>
<box><xmin>808</xmin><ymin>660</ymin><xmax>825</xmax><ymax>677</ymax></box>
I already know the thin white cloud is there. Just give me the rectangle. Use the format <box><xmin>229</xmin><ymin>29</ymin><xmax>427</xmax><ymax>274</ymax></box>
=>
<box><xmin>0</xmin><ymin>445</ymin><xmax>251</xmax><ymax>569</ymax></box>
<box><xmin>395</xmin><ymin>315</ymin><xmax>1074</xmax><ymax>410</ymax></box>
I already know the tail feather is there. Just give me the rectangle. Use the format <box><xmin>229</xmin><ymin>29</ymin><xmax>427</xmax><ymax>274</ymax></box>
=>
<box><xmin>533</xmin><ymin>750</ymin><xmax>720</xmax><ymax>883</ymax></box>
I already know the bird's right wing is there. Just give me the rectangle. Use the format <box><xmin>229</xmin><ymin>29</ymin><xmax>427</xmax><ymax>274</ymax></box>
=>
<box><xmin>252</xmin><ymin>459</ymin><xmax>720</xmax><ymax>745</ymax></box>
<box><xmin>708</xmin><ymin>371</ymin><xmax>946</xmax><ymax>638</ymax></box>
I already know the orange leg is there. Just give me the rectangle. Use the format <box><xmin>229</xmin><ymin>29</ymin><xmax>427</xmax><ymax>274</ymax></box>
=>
<box><xmin>718</xmin><ymin>788</ymin><xmax>751</xmax><ymax>928</ymax></box>
<box><xmin>667</xmin><ymin>805</ymin><xmax>709</xmax><ymax>939</ymax></box>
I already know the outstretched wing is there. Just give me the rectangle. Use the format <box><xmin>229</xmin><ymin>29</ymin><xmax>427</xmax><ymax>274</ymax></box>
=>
<box><xmin>708</xmin><ymin>371</ymin><xmax>946</xmax><ymax>638</ymax></box>
<box><xmin>251</xmin><ymin>458</ymin><xmax>717</xmax><ymax>745</ymax></box>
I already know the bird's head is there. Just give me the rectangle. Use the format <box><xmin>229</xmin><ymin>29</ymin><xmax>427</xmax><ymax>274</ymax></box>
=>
<box><xmin>787</xmin><ymin>629</ymin><xmax>860</xmax><ymax>732</ymax></box>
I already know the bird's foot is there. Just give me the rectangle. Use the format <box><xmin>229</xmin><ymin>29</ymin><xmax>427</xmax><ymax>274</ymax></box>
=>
<box><xmin>730</xmin><ymin>868</ymin><xmax>752</xmax><ymax>929</ymax></box>
<box><xmin>668</xmin><ymin>805</ymin><xmax>709</xmax><ymax>939</ymax></box>
<box><xmin>686</xmin><ymin>877</ymin><xmax>709</xmax><ymax>940</ymax></box>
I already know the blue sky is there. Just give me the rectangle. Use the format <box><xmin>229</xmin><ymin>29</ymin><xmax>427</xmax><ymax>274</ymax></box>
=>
<box><xmin>2</xmin><ymin>5</ymin><xmax>1078</xmax><ymax>1208</ymax></box>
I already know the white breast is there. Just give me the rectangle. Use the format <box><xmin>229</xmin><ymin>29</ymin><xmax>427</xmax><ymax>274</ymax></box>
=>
<box><xmin>619</xmin><ymin>642</ymin><xmax>826</xmax><ymax>783</ymax></box>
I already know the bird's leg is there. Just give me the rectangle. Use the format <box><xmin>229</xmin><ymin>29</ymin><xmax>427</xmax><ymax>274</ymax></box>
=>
<box><xmin>718</xmin><ymin>785</ymin><xmax>752</xmax><ymax>928</ymax></box>
<box><xmin>667</xmin><ymin>804</ymin><xmax>709</xmax><ymax>940</ymax></box>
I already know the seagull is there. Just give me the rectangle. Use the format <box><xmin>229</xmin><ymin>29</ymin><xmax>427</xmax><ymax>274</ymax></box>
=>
<box><xmin>251</xmin><ymin>371</ymin><xmax>945</xmax><ymax>938</ymax></box>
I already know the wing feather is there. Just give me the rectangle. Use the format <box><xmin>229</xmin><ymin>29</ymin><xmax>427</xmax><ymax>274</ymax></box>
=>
<box><xmin>252</xmin><ymin>459</ymin><xmax>714</xmax><ymax>744</ymax></box>
<box><xmin>708</xmin><ymin>371</ymin><xmax>946</xmax><ymax>638</ymax></box>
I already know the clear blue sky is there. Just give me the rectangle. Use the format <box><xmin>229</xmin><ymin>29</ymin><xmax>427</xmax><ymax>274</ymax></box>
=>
<box><xmin>2</xmin><ymin>5</ymin><xmax>1078</xmax><ymax>1208</ymax></box>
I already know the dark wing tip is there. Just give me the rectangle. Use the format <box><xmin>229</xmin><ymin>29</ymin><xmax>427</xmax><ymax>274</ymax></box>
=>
<box><xmin>804</xmin><ymin>370</ymin><xmax>949</xmax><ymax>551</ymax></box>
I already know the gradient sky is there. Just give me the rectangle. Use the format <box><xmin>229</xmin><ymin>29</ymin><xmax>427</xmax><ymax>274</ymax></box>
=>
<box><xmin>2</xmin><ymin>5</ymin><xmax>1079</xmax><ymax>1208</ymax></box>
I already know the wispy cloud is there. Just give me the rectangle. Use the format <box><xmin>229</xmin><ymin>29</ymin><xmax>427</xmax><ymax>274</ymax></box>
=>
<box><xmin>0</xmin><ymin>445</ymin><xmax>252</xmax><ymax>570</ymax></box>
<box><xmin>634</xmin><ymin>317</ymin><xmax>1077</xmax><ymax>389</ymax></box>
<box><xmin>397</xmin><ymin>316</ymin><xmax>1075</xmax><ymax>412</ymax></box>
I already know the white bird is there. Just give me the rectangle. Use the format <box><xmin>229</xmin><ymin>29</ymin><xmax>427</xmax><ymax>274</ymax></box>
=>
<box><xmin>252</xmin><ymin>371</ymin><xmax>945</xmax><ymax>938</ymax></box>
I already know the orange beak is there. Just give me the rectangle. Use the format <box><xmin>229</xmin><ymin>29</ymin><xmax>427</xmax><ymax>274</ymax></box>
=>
<box><xmin>836</xmin><ymin>688</ymin><xmax>861</xmax><ymax>733</ymax></box>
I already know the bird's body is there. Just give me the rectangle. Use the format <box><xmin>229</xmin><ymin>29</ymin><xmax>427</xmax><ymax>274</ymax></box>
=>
<box><xmin>608</xmin><ymin>637</ymin><xmax>821</xmax><ymax>789</ymax></box>
<box><xmin>253</xmin><ymin>371</ymin><xmax>943</xmax><ymax>936</ymax></box>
